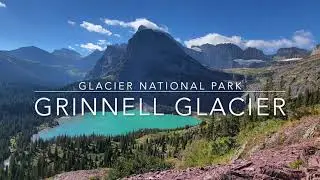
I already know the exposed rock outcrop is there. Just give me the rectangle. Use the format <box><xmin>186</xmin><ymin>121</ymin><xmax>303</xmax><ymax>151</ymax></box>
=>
<box><xmin>52</xmin><ymin>168</ymin><xmax>108</xmax><ymax>180</ymax></box>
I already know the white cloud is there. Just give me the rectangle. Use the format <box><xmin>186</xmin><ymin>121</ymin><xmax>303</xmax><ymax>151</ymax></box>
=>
<box><xmin>103</xmin><ymin>18</ymin><xmax>168</xmax><ymax>32</ymax></box>
<box><xmin>114</xmin><ymin>34</ymin><xmax>121</xmax><ymax>38</ymax></box>
<box><xmin>80</xmin><ymin>40</ymin><xmax>110</xmax><ymax>51</ymax></box>
<box><xmin>175</xmin><ymin>38</ymin><xmax>182</xmax><ymax>43</ymax></box>
<box><xmin>184</xmin><ymin>33</ymin><xmax>243</xmax><ymax>48</ymax></box>
<box><xmin>80</xmin><ymin>43</ymin><xmax>104</xmax><ymax>51</ymax></box>
<box><xmin>184</xmin><ymin>30</ymin><xmax>316</xmax><ymax>54</ymax></box>
<box><xmin>0</xmin><ymin>2</ymin><xmax>6</xmax><ymax>8</ymax></box>
<box><xmin>68</xmin><ymin>20</ymin><xmax>76</xmax><ymax>26</ymax></box>
<box><xmin>68</xmin><ymin>46</ymin><xmax>76</xmax><ymax>50</ymax></box>
<box><xmin>97</xmin><ymin>40</ymin><xmax>109</xmax><ymax>46</ymax></box>
<box><xmin>80</xmin><ymin>21</ymin><xmax>112</xmax><ymax>35</ymax></box>
<box><xmin>104</xmin><ymin>19</ymin><xmax>126</xmax><ymax>26</ymax></box>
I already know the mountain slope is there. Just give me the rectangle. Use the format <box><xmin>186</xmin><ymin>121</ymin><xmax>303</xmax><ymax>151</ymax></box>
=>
<box><xmin>0</xmin><ymin>51</ymin><xmax>41</xmax><ymax>83</ymax></box>
<box><xmin>86</xmin><ymin>46</ymin><xmax>126</xmax><ymax>80</ymax></box>
<box><xmin>77</xmin><ymin>50</ymin><xmax>104</xmax><ymax>71</ymax></box>
<box><xmin>119</xmin><ymin>28</ymin><xmax>232</xmax><ymax>82</ymax></box>
<box><xmin>273</xmin><ymin>56</ymin><xmax>320</xmax><ymax>96</ymax></box>
<box><xmin>7</xmin><ymin>46</ymin><xmax>63</xmax><ymax>66</ymax></box>
<box><xmin>0</xmin><ymin>51</ymin><xmax>80</xmax><ymax>86</ymax></box>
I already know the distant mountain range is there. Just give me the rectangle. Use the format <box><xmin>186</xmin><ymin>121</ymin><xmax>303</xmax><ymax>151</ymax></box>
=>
<box><xmin>0</xmin><ymin>50</ymin><xmax>74</xmax><ymax>85</ymax></box>
<box><xmin>0</xmin><ymin>26</ymin><xmax>313</xmax><ymax>86</ymax></box>
<box><xmin>185</xmin><ymin>44</ymin><xmax>268</xmax><ymax>69</ymax></box>
<box><xmin>0</xmin><ymin>47</ymin><xmax>103</xmax><ymax>86</ymax></box>
<box><xmin>186</xmin><ymin>44</ymin><xmax>311</xmax><ymax>69</ymax></box>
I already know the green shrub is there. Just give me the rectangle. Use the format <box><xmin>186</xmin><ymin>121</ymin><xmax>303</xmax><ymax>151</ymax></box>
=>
<box><xmin>107</xmin><ymin>152</ymin><xmax>171</xmax><ymax>180</ymax></box>
<box><xmin>288</xmin><ymin>159</ymin><xmax>303</xmax><ymax>169</ymax></box>
<box><xmin>211</xmin><ymin>137</ymin><xmax>235</xmax><ymax>156</ymax></box>
<box><xmin>181</xmin><ymin>139</ymin><xmax>213</xmax><ymax>167</ymax></box>
<box><xmin>181</xmin><ymin>138</ymin><xmax>236</xmax><ymax>168</ymax></box>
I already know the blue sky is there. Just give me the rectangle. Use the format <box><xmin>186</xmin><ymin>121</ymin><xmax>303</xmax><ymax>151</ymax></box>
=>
<box><xmin>0</xmin><ymin>0</ymin><xmax>319</xmax><ymax>55</ymax></box>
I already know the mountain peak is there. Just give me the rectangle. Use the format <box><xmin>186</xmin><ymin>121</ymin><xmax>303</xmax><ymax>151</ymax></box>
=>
<box><xmin>137</xmin><ymin>25</ymin><xmax>148</xmax><ymax>31</ymax></box>
<box><xmin>14</xmin><ymin>46</ymin><xmax>48</xmax><ymax>53</ymax></box>
<box><xmin>52</xmin><ymin>48</ymin><xmax>81</xmax><ymax>60</ymax></box>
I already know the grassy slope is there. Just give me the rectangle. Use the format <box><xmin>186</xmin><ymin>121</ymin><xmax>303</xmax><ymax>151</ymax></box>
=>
<box><xmin>133</xmin><ymin>105</ymin><xmax>320</xmax><ymax>170</ymax></box>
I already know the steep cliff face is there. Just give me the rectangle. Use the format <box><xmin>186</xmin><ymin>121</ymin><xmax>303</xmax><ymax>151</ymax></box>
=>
<box><xmin>274</xmin><ymin>47</ymin><xmax>310</xmax><ymax>59</ymax></box>
<box><xmin>86</xmin><ymin>45</ymin><xmax>127</xmax><ymax>80</ymax></box>
<box><xmin>197</xmin><ymin>43</ymin><xmax>243</xmax><ymax>69</ymax></box>
<box><xmin>186</xmin><ymin>44</ymin><xmax>270</xmax><ymax>69</ymax></box>
<box><xmin>243</xmin><ymin>47</ymin><xmax>268</xmax><ymax>60</ymax></box>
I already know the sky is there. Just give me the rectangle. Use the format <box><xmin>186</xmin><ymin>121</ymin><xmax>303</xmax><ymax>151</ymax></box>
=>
<box><xmin>0</xmin><ymin>0</ymin><xmax>319</xmax><ymax>55</ymax></box>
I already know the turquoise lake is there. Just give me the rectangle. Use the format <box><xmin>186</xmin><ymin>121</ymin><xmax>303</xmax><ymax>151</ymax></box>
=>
<box><xmin>37</xmin><ymin>110</ymin><xmax>199</xmax><ymax>140</ymax></box>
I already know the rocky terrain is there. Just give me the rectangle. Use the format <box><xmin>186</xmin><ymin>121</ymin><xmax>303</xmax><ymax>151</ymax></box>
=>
<box><xmin>273</xmin><ymin>47</ymin><xmax>310</xmax><ymax>60</ymax></box>
<box><xmin>86</xmin><ymin>44</ymin><xmax>127</xmax><ymax>80</ymax></box>
<box><xmin>312</xmin><ymin>45</ymin><xmax>320</xmax><ymax>56</ymax></box>
<box><xmin>233</xmin><ymin>54</ymin><xmax>320</xmax><ymax>99</ymax></box>
<box><xmin>49</xmin><ymin>168</ymin><xmax>108</xmax><ymax>180</ymax></box>
<box><xmin>270</xmin><ymin>55</ymin><xmax>320</xmax><ymax>97</ymax></box>
<box><xmin>125</xmin><ymin>116</ymin><xmax>320</xmax><ymax>180</ymax></box>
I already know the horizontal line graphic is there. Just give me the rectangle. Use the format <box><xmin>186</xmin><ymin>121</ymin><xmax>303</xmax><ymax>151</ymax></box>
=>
<box><xmin>34</xmin><ymin>90</ymin><xmax>286</xmax><ymax>93</ymax></box>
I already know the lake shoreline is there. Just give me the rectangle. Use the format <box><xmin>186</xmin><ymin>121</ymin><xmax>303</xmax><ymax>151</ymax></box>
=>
<box><xmin>32</xmin><ymin>110</ymin><xmax>200</xmax><ymax>141</ymax></box>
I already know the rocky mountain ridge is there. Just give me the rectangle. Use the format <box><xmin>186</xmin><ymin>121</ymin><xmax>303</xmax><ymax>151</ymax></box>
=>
<box><xmin>186</xmin><ymin>43</ymin><xmax>270</xmax><ymax>69</ymax></box>
<box><xmin>0</xmin><ymin>47</ymin><xmax>103</xmax><ymax>85</ymax></box>
<box><xmin>274</xmin><ymin>47</ymin><xmax>310</xmax><ymax>60</ymax></box>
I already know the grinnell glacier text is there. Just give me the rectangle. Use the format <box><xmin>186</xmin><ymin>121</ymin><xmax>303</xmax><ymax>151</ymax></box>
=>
<box><xmin>34</xmin><ymin>97</ymin><xmax>286</xmax><ymax>117</ymax></box>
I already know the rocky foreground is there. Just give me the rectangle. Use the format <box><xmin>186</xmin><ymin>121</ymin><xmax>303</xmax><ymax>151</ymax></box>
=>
<box><xmin>126</xmin><ymin>116</ymin><xmax>320</xmax><ymax>180</ymax></box>
<box><xmin>52</xmin><ymin>140</ymin><xmax>320</xmax><ymax>180</ymax></box>
<box><xmin>125</xmin><ymin>139</ymin><xmax>320</xmax><ymax>180</ymax></box>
